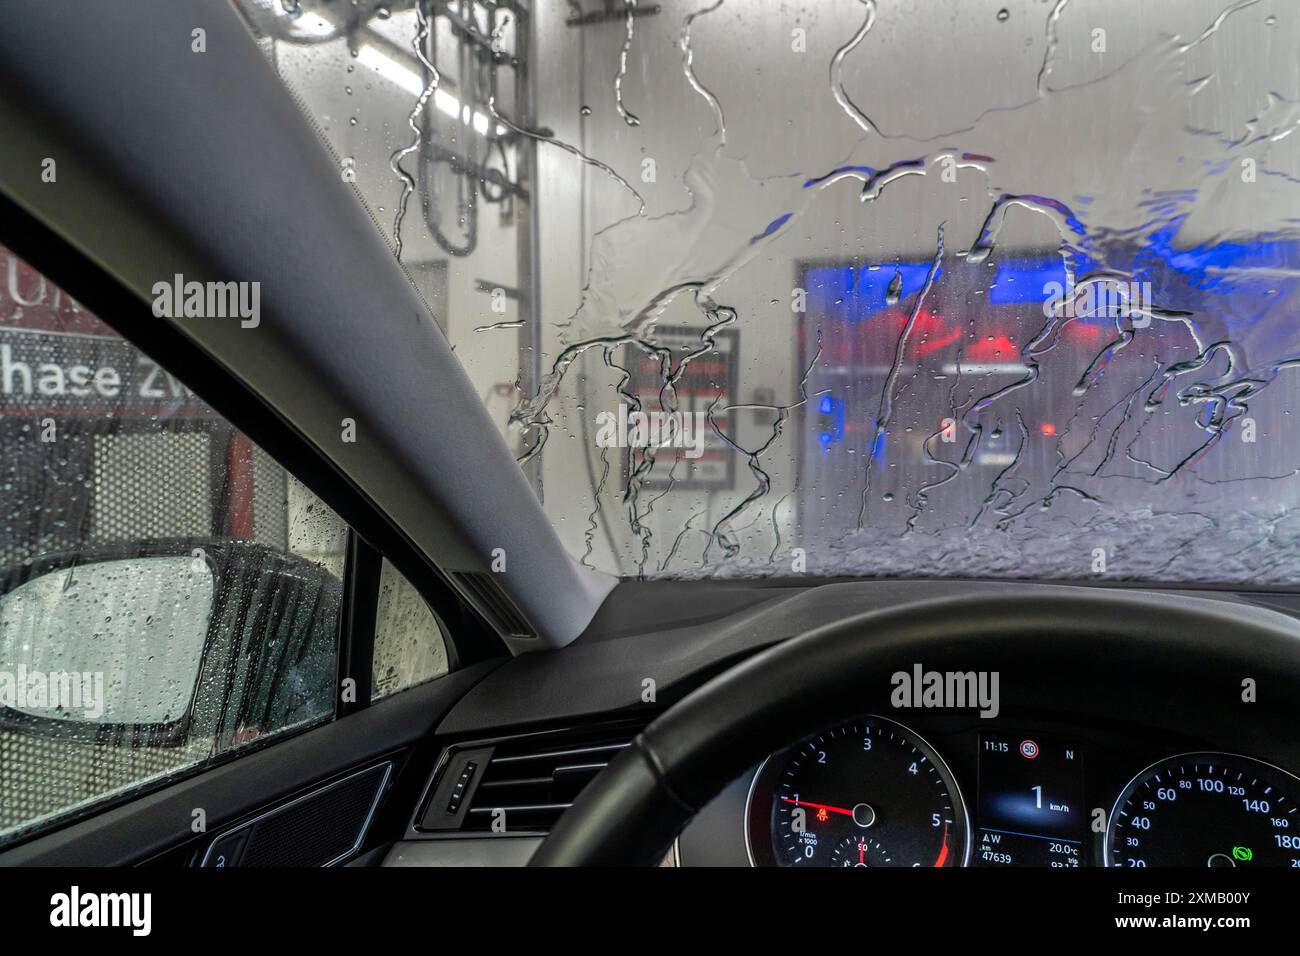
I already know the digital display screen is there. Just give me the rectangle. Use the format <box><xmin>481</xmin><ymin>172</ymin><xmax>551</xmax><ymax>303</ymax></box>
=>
<box><xmin>975</xmin><ymin>733</ymin><xmax>1085</xmax><ymax>867</ymax></box>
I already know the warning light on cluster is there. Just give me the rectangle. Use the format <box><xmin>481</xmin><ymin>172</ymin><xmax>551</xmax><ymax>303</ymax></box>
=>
<box><xmin>1020</xmin><ymin>739</ymin><xmax>1040</xmax><ymax>759</ymax></box>
<box><xmin>816</xmin><ymin>808</ymin><xmax>829</xmax><ymax>822</ymax></box>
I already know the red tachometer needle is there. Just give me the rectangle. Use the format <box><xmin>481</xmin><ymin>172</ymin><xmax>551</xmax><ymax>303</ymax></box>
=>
<box><xmin>780</xmin><ymin>797</ymin><xmax>854</xmax><ymax>817</ymax></box>
<box><xmin>933</xmin><ymin>823</ymin><xmax>950</xmax><ymax>867</ymax></box>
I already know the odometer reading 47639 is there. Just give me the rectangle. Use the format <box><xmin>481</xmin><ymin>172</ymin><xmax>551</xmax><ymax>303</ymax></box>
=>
<box><xmin>1106</xmin><ymin>753</ymin><xmax>1300</xmax><ymax>867</ymax></box>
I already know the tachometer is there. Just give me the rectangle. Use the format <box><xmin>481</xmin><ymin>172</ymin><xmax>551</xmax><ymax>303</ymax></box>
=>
<box><xmin>746</xmin><ymin>715</ymin><xmax>970</xmax><ymax>867</ymax></box>
<box><xmin>1106</xmin><ymin>752</ymin><xmax>1300</xmax><ymax>867</ymax></box>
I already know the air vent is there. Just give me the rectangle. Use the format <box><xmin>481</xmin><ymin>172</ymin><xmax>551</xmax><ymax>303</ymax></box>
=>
<box><xmin>451</xmin><ymin>570</ymin><xmax>535</xmax><ymax>639</ymax></box>
<box><xmin>458</xmin><ymin>722</ymin><xmax>647</xmax><ymax>834</ymax></box>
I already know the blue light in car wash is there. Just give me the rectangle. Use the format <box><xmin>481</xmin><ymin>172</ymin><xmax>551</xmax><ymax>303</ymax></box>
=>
<box><xmin>817</xmin><ymin>393</ymin><xmax>845</xmax><ymax>449</ymax></box>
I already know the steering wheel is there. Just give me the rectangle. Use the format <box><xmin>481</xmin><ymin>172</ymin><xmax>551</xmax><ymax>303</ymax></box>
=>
<box><xmin>529</xmin><ymin>588</ymin><xmax>1300</xmax><ymax>866</ymax></box>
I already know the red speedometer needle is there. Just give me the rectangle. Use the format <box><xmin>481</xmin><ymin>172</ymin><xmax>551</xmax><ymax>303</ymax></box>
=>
<box><xmin>780</xmin><ymin>798</ymin><xmax>854</xmax><ymax>817</ymax></box>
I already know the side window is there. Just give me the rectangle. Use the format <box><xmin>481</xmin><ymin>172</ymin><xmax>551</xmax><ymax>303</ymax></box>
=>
<box><xmin>371</xmin><ymin>558</ymin><xmax>449</xmax><ymax>702</ymax></box>
<box><xmin>0</xmin><ymin>244</ymin><xmax>351</xmax><ymax>846</ymax></box>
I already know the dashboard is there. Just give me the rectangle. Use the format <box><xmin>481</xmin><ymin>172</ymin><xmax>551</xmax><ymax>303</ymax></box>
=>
<box><xmin>379</xmin><ymin>579</ymin><xmax>1300</xmax><ymax>868</ymax></box>
<box><xmin>678</xmin><ymin>711</ymin><xmax>1300</xmax><ymax>868</ymax></box>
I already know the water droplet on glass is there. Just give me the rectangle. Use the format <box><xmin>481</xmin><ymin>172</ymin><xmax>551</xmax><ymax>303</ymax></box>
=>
<box><xmin>885</xmin><ymin>271</ymin><xmax>903</xmax><ymax>306</ymax></box>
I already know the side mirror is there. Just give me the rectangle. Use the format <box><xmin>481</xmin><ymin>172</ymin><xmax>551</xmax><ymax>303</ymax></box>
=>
<box><xmin>0</xmin><ymin>555</ymin><xmax>213</xmax><ymax>730</ymax></box>
<box><xmin>0</xmin><ymin>541</ymin><xmax>340</xmax><ymax>748</ymax></box>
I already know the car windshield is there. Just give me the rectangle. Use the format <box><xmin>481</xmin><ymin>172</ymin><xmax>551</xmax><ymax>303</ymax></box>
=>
<box><xmin>237</xmin><ymin>0</ymin><xmax>1300</xmax><ymax>585</ymax></box>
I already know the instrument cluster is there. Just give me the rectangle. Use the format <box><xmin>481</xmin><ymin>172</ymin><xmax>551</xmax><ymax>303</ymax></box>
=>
<box><xmin>736</xmin><ymin>714</ymin><xmax>1300</xmax><ymax>868</ymax></box>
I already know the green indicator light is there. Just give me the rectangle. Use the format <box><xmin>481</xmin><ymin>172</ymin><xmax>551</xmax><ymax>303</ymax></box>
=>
<box><xmin>1231</xmin><ymin>846</ymin><xmax>1253</xmax><ymax>862</ymax></box>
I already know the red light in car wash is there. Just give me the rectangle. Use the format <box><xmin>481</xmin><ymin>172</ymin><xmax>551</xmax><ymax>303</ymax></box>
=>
<box><xmin>1040</xmin><ymin>423</ymin><xmax>1056</xmax><ymax>437</ymax></box>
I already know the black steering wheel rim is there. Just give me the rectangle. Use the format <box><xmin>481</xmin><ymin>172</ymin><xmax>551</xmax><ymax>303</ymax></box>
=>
<box><xmin>529</xmin><ymin>586</ymin><xmax>1300</xmax><ymax>866</ymax></box>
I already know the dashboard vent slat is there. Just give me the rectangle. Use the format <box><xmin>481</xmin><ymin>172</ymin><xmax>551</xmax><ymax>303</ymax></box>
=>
<box><xmin>490</xmin><ymin>742</ymin><xmax>630</xmax><ymax>764</ymax></box>
<box><xmin>457</xmin><ymin>721</ymin><xmax>648</xmax><ymax>834</ymax></box>
<box><xmin>466</xmin><ymin>803</ymin><xmax>572</xmax><ymax>815</ymax></box>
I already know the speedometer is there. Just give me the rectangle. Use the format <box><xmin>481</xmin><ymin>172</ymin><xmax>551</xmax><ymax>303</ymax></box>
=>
<box><xmin>1106</xmin><ymin>752</ymin><xmax>1300</xmax><ymax>867</ymax></box>
<box><xmin>746</xmin><ymin>715</ymin><xmax>970</xmax><ymax>867</ymax></box>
